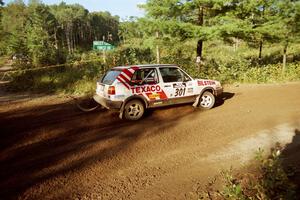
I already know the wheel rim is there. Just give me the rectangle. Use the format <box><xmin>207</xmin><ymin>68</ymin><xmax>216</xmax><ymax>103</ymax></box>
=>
<box><xmin>200</xmin><ymin>95</ymin><xmax>213</xmax><ymax>107</ymax></box>
<box><xmin>127</xmin><ymin>103</ymin><xmax>142</xmax><ymax>117</ymax></box>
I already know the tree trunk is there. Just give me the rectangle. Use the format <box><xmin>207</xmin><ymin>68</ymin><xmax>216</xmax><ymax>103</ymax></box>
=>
<box><xmin>54</xmin><ymin>28</ymin><xmax>58</xmax><ymax>50</ymax></box>
<box><xmin>197</xmin><ymin>40</ymin><xmax>203</xmax><ymax>59</ymax></box>
<box><xmin>72</xmin><ymin>29</ymin><xmax>76</xmax><ymax>52</ymax></box>
<box><xmin>61</xmin><ymin>24</ymin><xmax>65</xmax><ymax>50</ymax></box>
<box><xmin>66</xmin><ymin>30</ymin><xmax>71</xmax><ymax>54</ymax></box>
<box><xmin>197</xmin><ymin>6</ymin><xmax>204</xmax><ymax>62</ymax></box>
<box><xmin>70</xmin><ymin>25</ymin><xmax>74</xmax><ymax>54</ymax></box>
<box><xmin>65</xmin><ymin>24</ymin><xmax>72</xmax><ymax>54</ymax></box>
<box><xmin>156</xmin><ymin>45</ymin><xmax>160</xmax><ymax>64</ymax></box>
<box><xmin>283</xmin><ymin>43</ymin><xmax>288</xmax><ymax>72</ymax></box>
<box><xmin>259</xmin><ymin>40</ymin><xmax>263</xmax><ymax>60</ymax></box>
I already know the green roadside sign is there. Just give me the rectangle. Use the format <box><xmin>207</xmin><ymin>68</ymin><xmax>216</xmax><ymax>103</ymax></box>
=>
<box><xmin>93</xmin><ymin>41</ymin><xmax>115</xmax><ymax>51</ymax></box>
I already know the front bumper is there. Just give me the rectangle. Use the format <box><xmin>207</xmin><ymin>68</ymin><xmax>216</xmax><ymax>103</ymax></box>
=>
<box><xmin>215</xmin><ymin>87</ymin><xmax>223</xmax><ymax>96</ymax></box>
<box><xmin>93</xmin><ymin>95</ymin><xmax>122</xmax><ymax>111</ymax></box>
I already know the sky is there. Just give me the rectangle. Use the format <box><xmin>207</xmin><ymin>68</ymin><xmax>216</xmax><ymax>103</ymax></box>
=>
<box><xmin>3</xmin><ymin>0</ymin><xmax>146</xmax><ymax>19</ymax></box>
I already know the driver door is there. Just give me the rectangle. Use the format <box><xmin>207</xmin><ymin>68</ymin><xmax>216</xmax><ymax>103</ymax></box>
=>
<box><xmin>159</xmin><ymin>67</ymin><xmax>194</xmax><ymax>104</ymax></box>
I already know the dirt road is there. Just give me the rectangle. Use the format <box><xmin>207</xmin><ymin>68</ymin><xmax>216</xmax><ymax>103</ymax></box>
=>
<box><xmin>1</xmin><ymin>83</ymin><xmax>300</xmax><ymax>200</ymax></box>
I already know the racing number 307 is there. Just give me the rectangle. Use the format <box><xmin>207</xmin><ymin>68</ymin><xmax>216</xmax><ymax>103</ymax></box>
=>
<box><xmin>175</xmin><ymin>88</ymin><xmax>186</xmax><ymax>97</ymax></box>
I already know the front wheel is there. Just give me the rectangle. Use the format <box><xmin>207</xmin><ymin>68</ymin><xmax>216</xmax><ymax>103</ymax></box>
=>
<box><xmin>199</xmin><ymin>91</ymin><xmax>215</xmax><ymax>109</ymax></box>
<box><xmin>124</xmin><ymin>99</ymin><xmax>145</xmax><ymax>120</ymax></box>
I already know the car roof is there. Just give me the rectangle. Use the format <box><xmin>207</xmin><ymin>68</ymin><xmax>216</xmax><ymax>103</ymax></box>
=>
<box><xmin>113</xmin><ymin>64</ymin><xmax>178</xmax><ymax>69</ymax></box>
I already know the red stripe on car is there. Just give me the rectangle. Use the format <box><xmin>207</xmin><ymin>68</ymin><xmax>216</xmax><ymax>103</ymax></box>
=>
<box><xmin>131</xmin><ymin>66</ymin><xmax>140</xmax><ymax>71</ymax></box>
<box><xmin>117</xmin><ymin>77</ymin><xmax>130</xmax><ymax>89</ymax></box>
<box><xmin>119</xmin><ymin>73</ymin><xmax>131</xmax><ymax>83</ymax></box>
<box><xmin>122</xmin><ymin>69</ymin><xmax>133</xmax><ymax>78</ymax></box>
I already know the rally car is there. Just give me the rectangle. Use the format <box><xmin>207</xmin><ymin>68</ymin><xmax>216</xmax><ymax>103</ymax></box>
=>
<box><xmin>93</xmin><ymin>64</ymin><xmax>223</xmax><ymax>120</ymax></box>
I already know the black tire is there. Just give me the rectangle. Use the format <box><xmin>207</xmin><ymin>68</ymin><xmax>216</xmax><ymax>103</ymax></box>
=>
<box><xmin>199</xmin><ymin>91</ymin><xmax>215</xmax><ymax>109</ymax></box>
<box><xmin>124</xmin><ymin>99</ymin><xmax>145</xmax><ymax>120</ymax></box>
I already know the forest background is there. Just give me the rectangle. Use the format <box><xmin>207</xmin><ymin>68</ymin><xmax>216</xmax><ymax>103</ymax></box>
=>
<box><xmin>0</xmin><ymin>0</ymin><xmax>299</xmax><ymax>94</ymax></box>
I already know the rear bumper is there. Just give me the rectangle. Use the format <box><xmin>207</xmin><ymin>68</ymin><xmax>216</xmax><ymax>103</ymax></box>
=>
<box><xmin>93</xmin><ymin>95</ymin><xmax>122</xmax><ymax>111</ymax></box>
<box><xmin>215</xmin><ymin>87</ymin><xmax>223</xmax><ymax>96</ymax></box>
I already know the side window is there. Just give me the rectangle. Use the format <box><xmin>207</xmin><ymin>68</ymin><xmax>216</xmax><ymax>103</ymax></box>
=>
<box><xmin>131</xmin><ymin>68</ymin><xmax>158</xmax><ymax>85</ymax></box>
<box><xmin>180</xmin><ymin>69</ymin><xmax>192</xmax><ymax>82</ymax></box>
<box><xmin>159</xmin><ymin>68</ymin><xmax>184</xmax><ymax>83</ymax></box>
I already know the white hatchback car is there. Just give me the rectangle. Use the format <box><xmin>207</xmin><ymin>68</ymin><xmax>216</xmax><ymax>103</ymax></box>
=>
<box><xmin>93</xmin><ymin>64</ymin><xmax>223</xmax><ymax>120</ymax></box>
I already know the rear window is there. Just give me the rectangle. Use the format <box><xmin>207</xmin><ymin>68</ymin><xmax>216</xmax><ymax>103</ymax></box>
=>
<box><xmin>101</xmin><ymin>70</ymin><xmax>121</xmax><ymax>85</ymax></box>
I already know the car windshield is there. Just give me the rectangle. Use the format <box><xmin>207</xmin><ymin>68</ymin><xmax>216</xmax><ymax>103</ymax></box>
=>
<box><xmin>101</xmin><ymin>69</ymin><xmax>121</xmax><ymax>85</ymax></box>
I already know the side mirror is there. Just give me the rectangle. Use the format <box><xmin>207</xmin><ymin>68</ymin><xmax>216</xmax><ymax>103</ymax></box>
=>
<box><xmin>183</xmin><ymin>76</ymin><xmax>191</xmax><ymax>82</ymax></box>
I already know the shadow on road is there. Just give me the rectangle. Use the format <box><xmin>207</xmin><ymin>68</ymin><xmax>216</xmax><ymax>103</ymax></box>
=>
<box><xmin>0</xmin><ymin>93</ymin><xmax>234</xmax><ymax>199</ymax></box>
<box><xmin>215</xmin><ymin>92</ymin><xmax>235</xmax><ymax>108</ymax></box>
<box><xmin>0</xmin><ymin>99</ymin><xmax>191</xmax><ymax>199</ymax></box>
<box><xmin>281</xmin><ymin>129</ymin><xmax>300</xmax><ymax>196</ymax></box>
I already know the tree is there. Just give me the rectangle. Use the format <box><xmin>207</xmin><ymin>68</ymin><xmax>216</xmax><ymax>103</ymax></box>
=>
<box><xmin>139</xmin><ymin>0</ymin><xmax>188</xmax><ymax>63</ymax></box>
<box><xmin>274</xmin><ymin>0</ymin><xmax>300</xmax><ymax>70</ymax></box>
<box><xmin>0</xmin><ymin>0</ymin><xmax>4</xmax><ymax>55</ymax></box>
<box><xmin>0</xmin><ymin>0</ymin><xmax>28</xmax><ymax>56</ymax></box>
<box><xmin>0</xmin><ymin>0</ymin><xmax>121</xmax><ymax>63</ymax></box>
<box><xmin>50</xmin><ymin>3</ymin><xmax>119</xmax><ymax>54</ymax></box>
<box><xmin>26</xmin><ymin>3</ymin><xmax>58</xmax><ymax>65</ymax></box>
<box><xmin>214</xmin><ymin>0</ymin><xmax>280</xmax><ymax>59</ymax></box>
<box><xmin>88</xmin><ymin>11</ymin><xmax>119</xmax><ymax>45</ymax></box>
<box><xmin>139</xmin><ymin>0</ymin><xmax>233</xmax><ymax>63</ymax></box>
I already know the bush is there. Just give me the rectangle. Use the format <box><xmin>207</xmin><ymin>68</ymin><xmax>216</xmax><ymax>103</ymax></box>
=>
<box><xmin>8</xmin><ymin>63</ymin><xmax>102</xmax><ymax>95</ymax></box>
<box><xmin>199</xmin><ymin>144</ymin><xmax>297</xmax><ymax>200</ymax></box>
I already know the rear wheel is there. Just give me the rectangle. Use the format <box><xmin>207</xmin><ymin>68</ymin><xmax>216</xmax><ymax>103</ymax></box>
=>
<box><xmin>124</xmin><ymin>99</ymin><xmax>145</xmax><ymax>120</ymax></box>
<box><xmin>199</xmin><ymin>91</ymin><xmax>215</xmax><ymax>109</ymax></box>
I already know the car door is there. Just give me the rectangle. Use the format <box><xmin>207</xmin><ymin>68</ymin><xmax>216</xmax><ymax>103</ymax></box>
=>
<box><xmin>159</xmin><ymin>67</ymin><xmax>195</xmax><ymax>105</ymax></box>
<box><xmin>130</xmin><ymin>68</ymin><xmax>168</xmax><ymax>102</ymax></box>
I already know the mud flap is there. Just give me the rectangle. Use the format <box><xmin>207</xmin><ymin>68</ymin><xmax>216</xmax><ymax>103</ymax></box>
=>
<box><xmin>193</xmin><ymin>95</ymin><xmax>201</xmax><ymax>108</ymax></box>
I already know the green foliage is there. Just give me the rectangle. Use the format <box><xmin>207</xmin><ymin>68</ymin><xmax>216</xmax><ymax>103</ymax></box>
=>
<box><xmin>0</xmin><ymin>55</ymin><xmax>8</xmax><ymax>66</ymax></box>
<box><xmin>0</xmin><ymin>0</ymin><xmax>28</xmax><ymax>56</ymax></box>
<box><xmin>124</xmin><ymin>0</ymin><xmax>300</xmax><ymax>69</ymax></box>
<box><xmin>7</xmin><ymin>45</ymin><xmax>300</xmax><ymax>95</ymax></box>
<box><xmin>2</xmin><ymin>0</ymin><xmax>300</xmax><ymax>95</ymax></box>
<box><xmin>111</xmin><ymin>46</ymin><xmax>155</xmax><ymax>65</ymax></box>
<box><xmin>0</xmin><ymin>1</ymin><xmax>120</xmax><ymax>65</ymax></box>
<box><xmin>275</xmin><ymin>0</ymin><xmax>300</xmax><ymax>43</ymax></box>
<box><xmin>7</xmin><ymin>47</ymin><xmax>153</xmax><ymax>95</ymax></box>
<box><xmin>220</xmin><ymin>169</ymin><xmax>246</xmax><ymax>200</ymax></box>
<box><xmin>8</xmin><ymin>62</ymin><xmax>102</xmax><ymax>95</ymax></box>
<box><xmin>26</xmin><ymin>4</ymin><xmax>58</xmax><ymax>66</ymax></box>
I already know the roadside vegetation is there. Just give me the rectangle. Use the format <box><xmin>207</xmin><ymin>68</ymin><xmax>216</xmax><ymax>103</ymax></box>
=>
<box><xmin>0</xmin><ymin>0</ymin><xmax>299</xmax><ymax>95</ymax></box>
<box><xmin>199</xmin><ymin>144</ymin><xmax>297</xmax><ymax>200</ymax></box>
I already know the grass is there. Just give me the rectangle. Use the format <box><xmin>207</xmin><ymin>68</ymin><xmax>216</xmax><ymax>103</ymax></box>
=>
<box><xmin>7</xmin><ymin>64</ymin><xmax>101</xmax><ymax>95</ymax></box>
<box><xmin>0</xmin><ymin>56</ymin><xmax>10</xmax><ymax>66</ymax></box>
